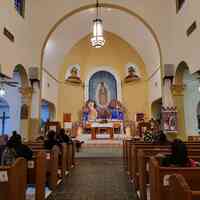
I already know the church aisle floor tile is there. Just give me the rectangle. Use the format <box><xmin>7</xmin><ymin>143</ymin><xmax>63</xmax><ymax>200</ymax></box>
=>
<box><xmin>47</xmin><ymin>158</ymin><xmax>138</xmax><ymax>200</ymax></box>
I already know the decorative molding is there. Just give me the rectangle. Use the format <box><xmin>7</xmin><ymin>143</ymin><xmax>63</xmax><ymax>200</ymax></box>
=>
<box><xmin>19</xmin><ymin>87</ymin><xmax>33</xmax><ymax>98</ymax></box>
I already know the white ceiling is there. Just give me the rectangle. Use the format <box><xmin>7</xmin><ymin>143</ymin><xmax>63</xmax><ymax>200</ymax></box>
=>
<box><xmin>43</xmin><ymin>7</ymin><xmax>160</xmax><ymax>79</ymax></box>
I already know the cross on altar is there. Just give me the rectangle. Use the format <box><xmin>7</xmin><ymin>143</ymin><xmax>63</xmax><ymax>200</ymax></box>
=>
<box><xmin>0</xmin><ymin>112</ymin><xmax>10</xmax><ymax>135</ymax></box>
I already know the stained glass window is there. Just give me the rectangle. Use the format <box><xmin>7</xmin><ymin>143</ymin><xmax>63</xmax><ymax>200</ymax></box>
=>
<box><xmin>176</xmin><ymin>0</ymin><xmax>185</xmax><ymax>13</ymax></box>
<box><xmin>14</xmin><ymin>0</ymin><xmax>25</xmax><ymax>17</ymax></box>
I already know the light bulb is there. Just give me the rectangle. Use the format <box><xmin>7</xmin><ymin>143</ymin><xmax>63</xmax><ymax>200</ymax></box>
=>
<box><xmin>0</xmin><ymin>88</ymin><xmax>6</xmax><ymax>97</ymax></box>
<box><xmin>198</xmin><ymin>85</ymin><xmax>200</xmax><ymax>93</ymax></box>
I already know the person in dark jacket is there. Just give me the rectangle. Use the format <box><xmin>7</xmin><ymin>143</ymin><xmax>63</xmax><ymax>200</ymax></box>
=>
<box><xmin>57</xmin><ymin>128</ymin><xmax>72</xmax><ymax>144</ymax></box>
<box><xmin>44</xmin><ymin>130</ymin><xmax>60</xmax><ymax>150</ymax></box>
<box><xmin>10</xmin><ymin>133</ymin><xmax>33</xmax><ymax>160</ymax></box>
<box><xmin>161</xmin><ymin>139</ymin><xmax>190</xmax><ymax>167</ymax></box>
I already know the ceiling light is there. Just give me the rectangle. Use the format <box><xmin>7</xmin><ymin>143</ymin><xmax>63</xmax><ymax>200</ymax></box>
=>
<box><xmin>90</xmin><ymin>0</ymin><xmax>105</xmax><ymax>48</ymax></box>
<box><xmin>0</xmin><ymin>87</ymin><xmax>6</xmax><ymax>97</ymax></box>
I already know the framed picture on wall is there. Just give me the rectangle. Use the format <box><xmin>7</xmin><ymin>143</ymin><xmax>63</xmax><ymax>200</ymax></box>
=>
<box><xmin>44</xmin><ymin>121</ymin><xmax>61</xmax><ymax>135</ymax></box>
<box><xmin>162</xmin><ymin>108</ymin><xmax>178</xmax><ymax>133</ymax></box>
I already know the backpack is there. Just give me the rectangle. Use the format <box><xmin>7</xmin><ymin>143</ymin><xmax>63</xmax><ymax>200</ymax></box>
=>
<box><xmin>1</xmin><ymin>147</ymin><xmax>17</xmax><ymax>166</ymax></box>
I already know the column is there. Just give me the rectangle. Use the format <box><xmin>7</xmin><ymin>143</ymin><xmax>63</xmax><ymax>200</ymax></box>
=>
<box><xmin>162</xmin><ymin>64</ymin><xmax>178</xmax><ymax>134</ymax></box>
<box><xmin>29</xmin><ymin>81</ymin><xmax>41</xmax><ymax>140</ymax></box>
<box><xmin>171</xmin><ymin>84</ymin><xmax>186</xmax><ymax>140</ymax></box>
<box><xmin>19</xmin><ymin>87</ymin><xmax>33</xmax><ymax>141</ymax></box>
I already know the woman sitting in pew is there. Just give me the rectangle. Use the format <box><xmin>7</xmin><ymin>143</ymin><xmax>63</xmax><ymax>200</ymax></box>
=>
<box><xmin>57</xmin><ymin>128</ymin><xmax>72</xmax><ymax>144</ymax></box>
<box><xmin>160</xmin><ymin>139</ymin><xmax>200</xmax><ymax>167</ymax></box>
<box><xmin>1</xmin><ymin>133</ymin><xmax>33</xmax><ymax>165</ymax></box>
<box><xmin>44</xmin><ymin>130</ymin><xmax>61</xmax><ymax>150</ymax></box>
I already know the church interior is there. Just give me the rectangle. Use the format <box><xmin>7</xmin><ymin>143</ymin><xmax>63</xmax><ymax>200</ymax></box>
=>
<box><xmin>1</xmin><ymin>0</ymin><xmax>200</xmax><ymax>200</ymax></box>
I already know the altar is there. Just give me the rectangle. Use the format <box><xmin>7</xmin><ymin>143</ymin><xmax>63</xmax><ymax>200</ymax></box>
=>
<box><xmin>85</xmin><ymin>121</ymin><xmax>122</xmax><ymax>140</ymax></box>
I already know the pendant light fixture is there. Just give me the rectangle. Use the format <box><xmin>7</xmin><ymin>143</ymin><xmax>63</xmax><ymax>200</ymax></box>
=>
<box><xmin>90</xmin><ymin>0</ymin><xmax>105</xmax><ymax>48</ymax></box>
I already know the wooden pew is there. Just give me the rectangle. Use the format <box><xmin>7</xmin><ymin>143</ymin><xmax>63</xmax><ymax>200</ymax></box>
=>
<box><xmin>46</xmin><ymin>145</ymin><xmax>60</xmax><ymax>190</ymax></box>
<box><xmin>27</xmin><ymin>151</ymin><xmax>46</xmax><ymax>200</ymax></box>
<box><xmin>149</xmin><ymin>156</ymin><xmax>200</xmax><ymax>200</ymax></box>
<box><xmin>0</xmin><ymin>158</ymin><xmax>27</xmax><ymax>200</ymax></box>
<box><xmin>128</xmin><ymin>142</ymin><xmax>200</xmax><ymax>182</ymax></box>
<box><xmin>169</xmin><ymin>174</ymin><xmax>200</xmax><ymax>200</ymax></box>
<box><xmin>138</xmin><ymin>148</ymin><xmax>200</xmax><ymax>200</ymax></box>
<box><xmin>27</xmin><ymin>142</ymin><xmax>69</xmax><ymax>179</ymax></box>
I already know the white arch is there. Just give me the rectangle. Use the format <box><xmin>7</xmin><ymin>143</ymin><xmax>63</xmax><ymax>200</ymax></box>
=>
<box><xmin>84</xmin><ymin>66</ymin><xmax>122</xmax><ymax>102</ymax></box>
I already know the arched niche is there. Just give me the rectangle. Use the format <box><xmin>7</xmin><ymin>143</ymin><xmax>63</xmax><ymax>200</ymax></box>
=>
<box><xmin>151</xmin><ymin>98</ymin><xmax>162</xmax><ymax>121</ymax></box>
<box><xmin>1</xmin><ymin>64</ymin><xmax>29</xmax><ymax>136</ymax></box>
<box><xmin>41</xmin><ymin>99</ymin><xmax>56</xmax><ymax>127</ymax></box>
<box><xmin>85</xmin><ymin>66</ymin><xmax>122</xmax><ymax>103</ymax></box>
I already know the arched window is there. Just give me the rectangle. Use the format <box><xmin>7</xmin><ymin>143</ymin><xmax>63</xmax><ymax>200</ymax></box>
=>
<box><xmin>14</xmin><ymin>0</ymin><xmax>25</xmax><ymax>17</ymax></box>
<box><xmin>176</xmin><ymin>0</ymin><xmax>186</xmax><ymax>13</ymax></box>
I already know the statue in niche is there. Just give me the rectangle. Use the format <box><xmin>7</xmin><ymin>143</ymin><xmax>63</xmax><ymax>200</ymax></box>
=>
<box><xmin>66</xmin><ymin>65</ymin><xmax>81</xmax><ymax>84</ymax></box>
<box><xmin>87</xmin><ymin>100</ymin><xmax>98</xmax><ymax>121</ymax></box>
<box><xmin>124</xmin><ymin>64</ymin><xmax>140</xmax><ymax>83</ymax></box>
<box><xmin>98</xmin><ymin>82</ymin><xmax>108</xmax><ymax>107</ymax></box>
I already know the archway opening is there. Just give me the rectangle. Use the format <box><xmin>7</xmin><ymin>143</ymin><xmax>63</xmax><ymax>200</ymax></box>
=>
<box><xmin>151</xmin><ymin>98</ymin><xmax>162</xmax><ymax>121</ymax></box>
<box><xmin>40</xmin><ymin>99</ymin><xmax>56</xmax><ymax>128</ymax></box>
<box><xmin>0</xmin><ymin>65</ymin><xmax>29</xmax><ymax>136</ymax></box>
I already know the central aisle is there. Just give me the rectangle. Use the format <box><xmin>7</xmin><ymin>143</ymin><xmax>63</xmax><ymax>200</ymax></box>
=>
<box><xmin>47</xmin><ymin>154</ymin><xmax>137</xmax><ymax>200</ymax></box>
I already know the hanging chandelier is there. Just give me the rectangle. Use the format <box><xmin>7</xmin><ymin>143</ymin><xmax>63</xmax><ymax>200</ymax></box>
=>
<box><xmin>90</xmin><ymin>0</ymin><xmax>105</xmax><ymax>48</ymax></box>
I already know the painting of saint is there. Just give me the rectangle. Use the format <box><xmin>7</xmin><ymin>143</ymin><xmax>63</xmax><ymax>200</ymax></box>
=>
<box><xmin>124</xmin><ymin>64</ymin><xmax>140</xmax><ymax>83</ymax></box>
<box><xmin>98</xmin><ymin>82</ymin><xmax>108</xmax><ymax>107</ymax></box>
<box><xmin>65</xmin><ymin>64</ymin><xmax>81</xmax><ymax>84</ymax></box>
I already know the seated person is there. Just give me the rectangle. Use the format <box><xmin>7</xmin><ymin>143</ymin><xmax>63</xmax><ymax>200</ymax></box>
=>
<box><xmin>57</xmin><ymin>128</ymin><xmax>72</xmax><ymax>144</ymax></box>
<box><xmin>44</xmin><ymin>130</ymin><xmax>60</xmax><ymax>150</ymax></box>
<box><xmin>10</xmin><ymin>133</ymin><xmax>33</xmax><ymax>160</ymax></box>
<box><xmin>0</xmin><ymin>135</ymin><xmax>8</xmax><ymax>162</ymax></box>
<box><xmin>153</xmin><ymin>131</ymin><xmax>170</xmax><ymax>145</ymax></box>
<box><xmin>1</xmin><ymin>139</ymin><xmax>16</xmax><ymax>166</ymax></box>
<box><xmin>1</xmin><ymin>133</ymin><xmax>33</xmax><ymax>165</ymax></box>
<box><xmin>160</xmin><ymin>139</ymin><xmax>199</xmax><ymax>167</ymax></box>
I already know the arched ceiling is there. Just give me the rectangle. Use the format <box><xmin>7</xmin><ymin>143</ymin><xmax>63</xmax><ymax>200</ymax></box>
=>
<box><xmin>43</xmin><ymin>7</ymin><xmax>160</xmax><ymax>79</ymax></box>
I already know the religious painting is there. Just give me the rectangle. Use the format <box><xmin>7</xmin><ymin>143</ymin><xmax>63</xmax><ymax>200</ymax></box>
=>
<box><xmin>124</xmin><ymin>63</ymin><xmax>140</xmax><ymax>83</ymax></box>
<box><xmin>65</xmin><ymin>64</ymin><xmax>81</xmax><ymax>84</ymax></box>
<box><xmin>162</xmin><ymin>107</ymin><xmax>178</xmax><ymax>133</ymax></box>
<box><xmin>89</xmin><ymin>71</ymin><xmax>117</xmax><ymax>108</ymax></box>
<box><xmin>20</xmin><ymin>104</ymin><xmax>29</xmax><ymax>119</ymax></box>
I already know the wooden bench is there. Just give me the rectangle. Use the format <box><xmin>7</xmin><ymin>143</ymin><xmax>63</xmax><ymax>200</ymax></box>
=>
<box><xmin>169</xmin><ymin>174</ymin><xmax>200</xmax><ymax>200</ymax></box>
<box><xmin>127</xmin><ymin>141</ymin><xmax>200</xmax><ymax>181</ymax></box>
<box><xmin>138</xmin><ymin>148</ymin><xmax>200</xmax><ymax>200</ymax></box>
<box><xmin>149</xmin><ymin>156</ymin><xmax>200</xmax><ymax>200</ymax></box>
<box><xmin>27</xmin><ymin>151</ymin><xmax>46</xmax><ymax>200</ymax></box>
<box><xmin>0</xmin><ymin>158</ymin><xmax>27</xmax><ymax>200</ymax></box>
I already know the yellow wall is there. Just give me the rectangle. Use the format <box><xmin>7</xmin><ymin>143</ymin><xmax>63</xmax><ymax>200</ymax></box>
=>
<box><xmin>57</xmin><ymin>32</ymin><xmax>149</xmax><ymax>122</ymax></box>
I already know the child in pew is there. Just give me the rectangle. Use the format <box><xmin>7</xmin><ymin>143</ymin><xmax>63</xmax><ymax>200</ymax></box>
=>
<box><xmin>160</xmin><ymin>139</ymin><xmax>200</xmax><ymax>167</ymax></box>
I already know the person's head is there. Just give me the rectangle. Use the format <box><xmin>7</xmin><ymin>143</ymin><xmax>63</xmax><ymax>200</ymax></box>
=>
<box><xmin>171</xmin><ymin>139</ymin><xmax>188</xmax><ymax>166</ymax></box>
<box><xmin>9</xmin><ymin>133</ymin><xmax>22</xmax><ymax>147</ymax></box>
<box><xmin>158</xmin><ymin>131</ymin><xmax>167</xmax><ymax>144</ymax></box>
<box><xmin>59</xmin><ymin>128</ymin><xmax>65</xmax><ymax>136</ymax></box>
<box><xmin>47</xmin><ymin>130</ymin><xmax>56</xmax><ymax>140</ymax></box>
<box><xmin>12</xmin><ymin>131</ymin><xmax>18</xmax><ymax>136</ymax></box>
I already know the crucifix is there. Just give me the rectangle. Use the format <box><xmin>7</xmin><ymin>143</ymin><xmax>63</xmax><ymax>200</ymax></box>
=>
<box><xmin>0</xmin><ymin>112</ymin><xmax>10</xmax><ymax>135</ymax></box>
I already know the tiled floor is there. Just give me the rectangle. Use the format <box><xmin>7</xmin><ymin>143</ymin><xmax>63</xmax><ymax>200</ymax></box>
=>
<box><xmin>47</xmin><ymin>158</ymin><xmax>138</xmax><ymax>200</ymax></box>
